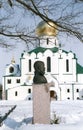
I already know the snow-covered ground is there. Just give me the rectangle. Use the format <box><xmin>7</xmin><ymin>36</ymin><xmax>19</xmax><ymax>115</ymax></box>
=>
<box><xmin>0</xmin><ymin>100</ymin><xmax>83</xmax><ymax>130</ymax></box>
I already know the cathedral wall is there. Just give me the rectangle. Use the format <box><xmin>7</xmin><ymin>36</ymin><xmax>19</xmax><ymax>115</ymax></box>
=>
<box><xmin>3</xmin><ymin>46</ymin><xmax>83</xmax><ymax>101</ymax></box>
<box><xmin>3</xmin><ymin>76</ymin><xmax>21</xmax><ymax>90</ymax></box>
<box><xmin>7</xmin><ymin>85</ymin><xmax>32</xmax><ymax>100</ymax></box>
<box><xmin>60</xmin><ymin>83</ymin><xmax>83</xmax><ymax>100</ymax></box>
<box><xmin>21</xmin><ymin>58</ymin><xmax>28</xmax><ymax>76</ymax></box>
<box><xmin>77</xmin><ymin>74</ymin><xmax>83</xmax><ymax>83</ymax></box>
<box><xmin>60</xmin><ymin>84</ymin><xmax>72</xmax><ymax>100</ymax></box>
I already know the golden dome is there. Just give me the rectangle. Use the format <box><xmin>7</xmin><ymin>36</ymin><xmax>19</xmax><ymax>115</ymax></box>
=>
<box><xmin>36</xmin><ymin>21</ymin><xmax>57</xmax><ymax>36</ymax></box>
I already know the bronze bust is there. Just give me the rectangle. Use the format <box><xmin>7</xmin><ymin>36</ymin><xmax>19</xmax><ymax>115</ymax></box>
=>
<box><xmin>33</xmin><ymin>61</ymin><xmax>47</xmax><ymax>84</ymax></box>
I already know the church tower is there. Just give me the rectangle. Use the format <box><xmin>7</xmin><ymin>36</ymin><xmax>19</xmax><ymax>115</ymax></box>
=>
<box><xmin>6</xmin><ymin>57</ymin><xmax>20</xmax><ymax>76</ymax></box>
<box><xmin>36</xmin><ymin>21</ymin><xmax>59</xmax><ymax>48</ymax></box>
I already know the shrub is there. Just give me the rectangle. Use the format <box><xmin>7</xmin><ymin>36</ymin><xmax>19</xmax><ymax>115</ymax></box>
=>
<box><xmin>51</xmin><ymin>112</ymin><xmax>60</xmax><ymax>124</ymax></box>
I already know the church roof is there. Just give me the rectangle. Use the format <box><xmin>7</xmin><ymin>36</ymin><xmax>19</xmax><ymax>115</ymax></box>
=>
<box><xmin>29</xmin><ymin>46</ymin><xmax>71</xmax><ymax>55</ymax></box>
<box><xmin>29</xmin><ymin>47</ymin><xmax>59</xmax><ymax>54</ymax></box>
<box><xmin>77</xmin><ymin>63</ymin><xmax>83</xmax><ymax>74</ymax></box>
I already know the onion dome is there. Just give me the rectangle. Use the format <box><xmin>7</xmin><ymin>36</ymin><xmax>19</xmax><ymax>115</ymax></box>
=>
<box><xmin>36</xmin><ymin>21</ymin><xmax>57</xmax><ymax>37</ymax></box>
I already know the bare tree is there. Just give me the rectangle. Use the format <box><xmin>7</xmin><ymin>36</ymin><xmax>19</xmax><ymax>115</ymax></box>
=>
<box><xmin>0</xmin><ymin>0</ymin><xmax>83</xmax><ymax>49</ymax></box>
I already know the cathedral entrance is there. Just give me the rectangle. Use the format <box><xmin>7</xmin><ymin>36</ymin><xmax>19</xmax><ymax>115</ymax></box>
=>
<box><xmin>50</xmin><ymin>90</ymin><xmax>57</xmax><ymax>100</ymax></box>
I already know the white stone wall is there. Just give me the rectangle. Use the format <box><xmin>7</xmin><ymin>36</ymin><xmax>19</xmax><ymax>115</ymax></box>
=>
<box><xmin>77</xmin><ymin>74</ymin><xmax>83</xmax><ymax>83</ymax></box>
<box><xmin>7</xmin><ymin>86</ymin><xmax>32</xmax><ymax>100</ymax></box>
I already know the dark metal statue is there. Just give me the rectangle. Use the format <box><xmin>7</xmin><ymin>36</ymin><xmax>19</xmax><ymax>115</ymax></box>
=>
<box><xmin>33</xmin><ymin>61</ymin><xmax>47</xmax><ymax>84</ymax></box>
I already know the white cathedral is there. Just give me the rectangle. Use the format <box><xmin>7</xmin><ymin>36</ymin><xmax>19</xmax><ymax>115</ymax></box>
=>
<box><xmin>2</xmin><ymin>21</ymin><xmax>83</xmax><ymax>100</ymax></box>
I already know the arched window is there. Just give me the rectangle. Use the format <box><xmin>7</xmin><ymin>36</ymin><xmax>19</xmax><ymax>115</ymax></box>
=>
<box><xmin>29</xmin><ymin>59</ymin><xmax>31</xmax><ymax>72</ymax></box>
<box><xmin>47</xmin><ymin>57</ymin><xmax>51</xmax><ymax>72</ymax></box>
<box><xmin>9</xmin><ymin>67</ymin><xmax>14</xmax><ymax>73</ymax></box>
<box><xmin>66</xmin><ymin>59</ymin><xmax>69</xmax><ymax>72</ymax></box>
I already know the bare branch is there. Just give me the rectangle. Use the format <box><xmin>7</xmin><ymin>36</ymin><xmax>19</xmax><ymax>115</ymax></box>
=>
<box><xmin>8</xmin><ymin>0</ymin><xmax>13</xmax><ymax>7</ymax></box>
<box><xmin>0</xmin><ymin>0</ymin><xmax>83</xmax><ymax>49</ymax></box>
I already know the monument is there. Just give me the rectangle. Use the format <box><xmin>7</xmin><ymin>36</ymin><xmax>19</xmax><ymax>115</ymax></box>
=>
<box><xmin>33</xmin><ymin>61</ymin><xmax>50</xmax><ymax>124</ymax></box>
<box><xmin>33</xmin><ymin>61</ymin><xmax>47</xmax><ymax>84</ymax></box>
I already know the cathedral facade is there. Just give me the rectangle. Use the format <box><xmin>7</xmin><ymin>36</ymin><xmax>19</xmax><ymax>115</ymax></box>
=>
<box><xmin>2</xmin><ymin>21</ymin><xmax>83</xmax><ymax>100</ymax></box>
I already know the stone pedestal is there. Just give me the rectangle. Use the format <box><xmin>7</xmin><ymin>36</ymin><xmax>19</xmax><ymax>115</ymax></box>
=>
<box><xmin>33</xmin><ymin>83</ymin><xmax>50</xmax><ymax>124</ymax></box>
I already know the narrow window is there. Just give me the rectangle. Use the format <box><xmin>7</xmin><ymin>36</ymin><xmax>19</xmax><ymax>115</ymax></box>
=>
<box><xmin>15</xmin><ymin>91</ymin><xmax>18</xmax><ymax>96</ymax></box>
<box><xmin>28</xmin><ymin>88</ymin><xmax>31</xmax><ymax>93</ymax></box>
<box><xmin>55</xmin><ymin>39</ymin><xmax>56</xmax><ymax>45</ymax></box>
<box><xmin>29</xmin><ymin>59</ymin><xmax>31</xmax><ymax>72</ymax></box>
<box><xmin>76</xmin><ymin>89</ymin><xmax>79</xmax><ymax>92</ymax></box>
<box><xmin>7</xmin><ymin>79</ymin><xmax>11</xmax><ymax>84</ymax></box>
<box><xmin>16</xmin><ymin>79</ymin><xmax>20</xmax><ymax>83</ymax></box>
<box><xmin>67</xmin><ymin>89</ymin><xmax>70</xmax><ymax>93</ymax></box>
<box><xmin>66</xmin><ymin>59</ymin><xmax>69</xmax><ymax>72</ymax></box>
<box><xmin>47</xmin><ymin>38</ymin><xmax>49</xmax><ymax>45</ymax></box>
<box><xmin>47</xmin><ymin>57</ymin><xmax>51</xmax><ymax>72</ymax></box>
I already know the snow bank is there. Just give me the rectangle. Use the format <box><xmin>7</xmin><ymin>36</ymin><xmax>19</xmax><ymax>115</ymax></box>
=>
<box><xmin>0</xmin><ymin>100</ymin><xmax>83</xmax><ymax>130</ymax></box>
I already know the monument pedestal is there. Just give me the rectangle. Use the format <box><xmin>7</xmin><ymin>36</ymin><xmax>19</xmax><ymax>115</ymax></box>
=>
<box><xmin>33</xmin><ymin>83</ymin><xmax>50</xmax><ymax>124</ymax></box>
